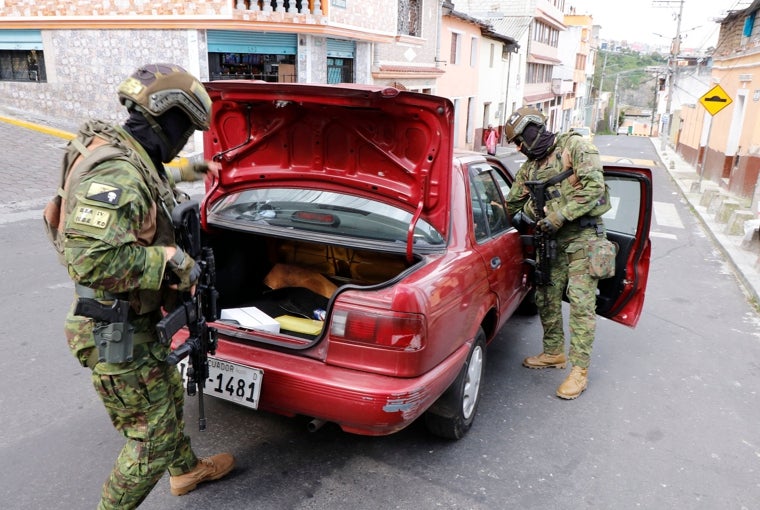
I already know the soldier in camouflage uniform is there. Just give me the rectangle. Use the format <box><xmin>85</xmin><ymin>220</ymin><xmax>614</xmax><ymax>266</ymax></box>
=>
<box><xmin>504</xmin><ymin>107</ymin><xmax>611</xmax><ymax>400</ymax></box>
<box><xmin>47</xmin><ymin>64</ymin><xmax>234</xmax><ymax>508</ymax></box>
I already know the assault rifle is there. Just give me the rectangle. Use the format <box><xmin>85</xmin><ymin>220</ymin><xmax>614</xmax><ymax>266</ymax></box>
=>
<box><xmin>522</xmin><ymin>168</ymin><xmax>574</xmax><ymax>286</ymax></box>
<box><xmin>156</xmin><ymin>200</ymin><xmax>219</xmax><ymax>431</ymax></box>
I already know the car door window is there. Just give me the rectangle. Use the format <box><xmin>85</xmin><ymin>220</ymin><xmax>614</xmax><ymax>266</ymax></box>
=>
<box><xmin>470</xmin><ymin>166</ymin><xmax>510</xmax><ymax>242</ymax></box>
<box><xmin>601</xmin><ymin>176</ymin><xmax>641</xmax><ymax>235</ymax></box>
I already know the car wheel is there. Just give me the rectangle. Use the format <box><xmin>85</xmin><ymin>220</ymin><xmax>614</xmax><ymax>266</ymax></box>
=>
<box><xmin>424</xmin><ymin>328</ymin><xmax>486</xmax><ymax>440</ymax></box>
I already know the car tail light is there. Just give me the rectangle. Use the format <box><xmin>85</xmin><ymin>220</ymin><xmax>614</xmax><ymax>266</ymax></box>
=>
<box><xmin>329</xmin><ymin>305</ymin><xmax>425</xmax><ymax>351</ymax></box>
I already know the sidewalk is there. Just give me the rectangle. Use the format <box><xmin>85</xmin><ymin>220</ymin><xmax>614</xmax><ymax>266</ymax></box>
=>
<box><xmin>653</xmin><ymin>140</ymin><xmax>760</xmax><ymax>307</ymax></box>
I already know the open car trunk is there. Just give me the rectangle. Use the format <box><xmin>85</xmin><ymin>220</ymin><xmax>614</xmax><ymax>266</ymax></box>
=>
<box><xmin>207</xmin><ymin>227</ymin><xmax>421</xmax><ymax>342</ymax></box>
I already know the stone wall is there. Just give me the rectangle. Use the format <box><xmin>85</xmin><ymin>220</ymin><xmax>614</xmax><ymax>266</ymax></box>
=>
<box><xmin>0</xmin><ymin>29</ymin><xmax>207</xmax><ymax>132</ymax></box>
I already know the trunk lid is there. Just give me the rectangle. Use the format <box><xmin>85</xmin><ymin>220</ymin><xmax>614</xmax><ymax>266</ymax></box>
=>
<box><xmin>202</xmin><ymin>82</ymin><xmax>455</xmax><ymax>241</ymax></box>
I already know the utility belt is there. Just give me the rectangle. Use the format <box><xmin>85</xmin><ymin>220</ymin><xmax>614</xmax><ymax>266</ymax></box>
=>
<box><xmin>75</xmin><ymin>284</ymin><xmax>156</xmax><ymax>367</ymax></box>
<box><xmin>85</xmin><ymin>331</ymin><xmax>156</xmax><ymax>369</ymax></box>
<box><xmin>75</xmin><ymin>283</ymin><xmax>128</xmax><ymax>301</ymax></box>
<box><xmin>573</xmin><ymin>215</ymin><xmax>601</xmax><ymax>231</ymax></box>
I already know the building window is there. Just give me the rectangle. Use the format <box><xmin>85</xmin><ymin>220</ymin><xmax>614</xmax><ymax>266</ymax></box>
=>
<box><xmin>0</xmin><ymin>49</ymin><xmax>45</xmax><ymax>82</ymax></box>
<box><xmin>575</xmin><ymin>53</ymin><xmax>586</xmax><ymax>71</ymax></box>
<box><xmin>327</xmin><ymin>57</ymin><xmax>354</xmax><ymax>84</ymax></box>
<box><xmin>532</xmin><ymin>20</ymin><xmax>559</xmax><ymax>47</ymax></box>
<box><xmin>209</xmin><ymin>53</ymin><xmax>296</xmax><ymax>82</ymax></box>
<box><xmin>398</xmin><ymin>0</ymin><xmax>421</xmax><ymax>37</ymax></box>
<box><xmin>526</xmin><ymin>63</ymin><xmax>552</xmax><ymax>84</ymax></box>
<box><xmin>451</xmin><ymin>32</ymin><xmax>461</xmax><ymax>65</ymax></box>
<box><xmin>470</xmin><ymin>36</ymin><xmax>478</xmax><ymax>67</ymax></box>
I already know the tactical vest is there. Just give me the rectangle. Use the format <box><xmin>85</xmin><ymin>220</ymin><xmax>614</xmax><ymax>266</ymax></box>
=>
<box><xmin>43</xmin><ymin>120</ymin><xmax>181</xmax><ymax>314</ymax></box>
<box><xmin>543</xmin><ymin>132</ymin><xmax>611</xmax><ymax>220</ymax></box>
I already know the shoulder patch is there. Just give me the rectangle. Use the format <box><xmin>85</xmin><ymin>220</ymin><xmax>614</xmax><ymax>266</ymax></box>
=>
<box><xmin>73</xmin><ymin>205</ymin><xmax>111</xmax><ymax>229</ymax></box>
<box><xmin>86</xmin><ymin>182</ymin><xmax>123</xmax><ymax>205</ymax></box>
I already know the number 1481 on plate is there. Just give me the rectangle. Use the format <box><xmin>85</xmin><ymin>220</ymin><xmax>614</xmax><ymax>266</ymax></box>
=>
<box><xmin>177</xmin><ymin>356</ymin><xmax>263</xmax><ymax>410</ymax></box>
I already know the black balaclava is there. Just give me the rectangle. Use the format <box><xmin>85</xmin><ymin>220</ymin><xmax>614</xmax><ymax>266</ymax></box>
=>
<box><xmin>519</xmin><ymin>123</ymin><xmax>556</xmax><ymax>161</ymax></box>
<box><xmin>123</xmin><ymin>107</ymin><xmax>194</xmax><ymax>170</ymax></box>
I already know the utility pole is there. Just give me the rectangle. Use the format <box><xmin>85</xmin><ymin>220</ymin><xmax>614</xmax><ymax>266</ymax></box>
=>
<box><xmin>654</xmin><ymin>0</ymin><xmax>684</xmax><ymax>149</ymax></box>
<box><xmin>596</xmin><ymin>51</ymin><xmax>608</xmax><ymax>131</ymax></box>
<box><xmin>611</xmin><ymin>69</ymin><xmax>644</xmax><ymax>134</ymax></box>
<box><xmin>612</xmin><ymin>73</ymin><xmax>620</xmax><ymax>133</ymax></box>
<box><xmin>650</xmin><ymin>75</ymin><xmax>660</xmax><ymax>136</ymax></box>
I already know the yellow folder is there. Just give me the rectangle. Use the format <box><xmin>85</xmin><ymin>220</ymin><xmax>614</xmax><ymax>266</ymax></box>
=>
<box><xmin>275</xmin><ymin>315</ymin><xmax>324</xmax><ymax>335</ymax></box>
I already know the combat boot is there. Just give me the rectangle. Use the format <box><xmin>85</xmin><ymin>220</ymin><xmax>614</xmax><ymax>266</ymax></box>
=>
<box><xmin>170</xmin><ymin>453</ymin><xmax>235</xmax><ymax>496</ymax></box>
<box><xmin>556</xmin><ymin>366</ymin><xmax>588</xmax><ymax>399</ymax></box>
<box><xmin>522</xmin><ymin>351</ymin><xmax>567</xmax><ymax>369</ymax></box>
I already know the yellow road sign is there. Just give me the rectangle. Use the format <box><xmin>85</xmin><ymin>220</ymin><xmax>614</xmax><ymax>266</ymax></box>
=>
<box><xmin>699</xmin><ymin>84</ymin><xmax>732</xmax><ymax>116</ymax></box>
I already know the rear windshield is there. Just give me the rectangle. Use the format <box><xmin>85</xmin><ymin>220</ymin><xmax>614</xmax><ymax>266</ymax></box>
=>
<box><xmin>207</xmin><ymin>188</ymin><xmax>445</xmax><ymax>246</ymax></box>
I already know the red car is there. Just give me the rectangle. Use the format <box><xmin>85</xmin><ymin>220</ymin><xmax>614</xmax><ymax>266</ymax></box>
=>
<box><xmin>172</xmin><ymin>82</ymin><xmax>652</xmax><ymax>439</ymax></box>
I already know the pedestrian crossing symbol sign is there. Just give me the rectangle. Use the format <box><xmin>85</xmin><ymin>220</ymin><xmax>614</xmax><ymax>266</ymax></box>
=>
<box><xmin>699</xmin><ymin>85</ymin><xmax>732</xmax><ymax>116</ymax></box>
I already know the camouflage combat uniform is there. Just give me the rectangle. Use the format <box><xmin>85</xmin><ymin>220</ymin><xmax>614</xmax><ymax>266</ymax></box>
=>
<box><xmin>60</xmin><ymin>123</ymin><xmax>198</xmax><ymax>509</ymax></box>
<box><xmin>506</xmin><ymin>132</ymin><xmax>610</xmax><ymax>368</ymax></box>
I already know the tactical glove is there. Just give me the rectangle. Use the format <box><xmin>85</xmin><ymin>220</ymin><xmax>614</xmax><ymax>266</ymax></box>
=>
<box><xmin>166</xmin><ymin>247</ymin><xmax>202</xmax><ymax>291</ymax></box>
<box><xmin>537</xmin><ymin>210</ymin><xmax>565</xmax><ymax>235</ymax></box>
<box><xmin>169</xmin><ymin>161</ymin><xmax>211</xmax><ymax>184</ymax></box>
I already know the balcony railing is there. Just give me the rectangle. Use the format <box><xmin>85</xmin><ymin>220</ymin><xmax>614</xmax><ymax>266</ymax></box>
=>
<box><xmin>234</xmin><ymin>0</ymin><xmax>325</xmax><ymax>15</ymax></box>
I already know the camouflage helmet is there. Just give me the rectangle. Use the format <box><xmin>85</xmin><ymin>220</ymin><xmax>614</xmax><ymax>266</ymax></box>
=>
<box><xmin>117</xmin><ymin>63</ymin><xmax>212</xmax><ymax>130</ymax></box>
<box><xmin>504</xmin><ymin>106</ymin><xmax>545</xmax><ymax>143</ymax></box>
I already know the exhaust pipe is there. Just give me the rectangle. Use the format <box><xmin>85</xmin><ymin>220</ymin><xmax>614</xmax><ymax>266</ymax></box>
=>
<box><xmin>307</xmin><ymin>418</ymin><xmax>327</xmax><ymax>432</ymax></box>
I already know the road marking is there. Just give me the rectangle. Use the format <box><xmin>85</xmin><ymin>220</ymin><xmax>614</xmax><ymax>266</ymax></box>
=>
<box><xmin>600</xmin><ymin>155</ymin><xmax>659</xmax><ymax>167</ymax></box>
<box><xmin>653</xmin><ymin>201</ymin><xmax>684</xmax><ymax>229</ymax></box>
<box><xmin>650</xmin><ymin>231</ymin><xmax>678</xmax><ymax>240</ymax></box>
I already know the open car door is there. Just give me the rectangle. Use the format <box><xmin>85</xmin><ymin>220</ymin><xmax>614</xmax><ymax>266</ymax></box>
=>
<box><xmin>596</xmin><ymin>165</ymin><xmax>653</xmax><ymax>327</ymax></box>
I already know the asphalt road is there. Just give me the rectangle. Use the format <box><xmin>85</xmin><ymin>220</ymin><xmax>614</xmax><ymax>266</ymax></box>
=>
<box><xmin>1</xmin><ymin>127</ymin><xmax>759</xmax><ymax>509</ymax></box>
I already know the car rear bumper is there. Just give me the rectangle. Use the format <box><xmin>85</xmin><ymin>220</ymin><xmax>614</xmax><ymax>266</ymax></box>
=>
<box><xmin>202</xmin><ymin>336</ymin><xmax>471</xmax><ymax>436</ymax></box>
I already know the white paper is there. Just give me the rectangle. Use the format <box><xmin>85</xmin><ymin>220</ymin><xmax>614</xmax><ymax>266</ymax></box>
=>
<box><xmin>220</xmin><ymin>307</ymin><xmax>280</xmax><ymax>333</ymax></box>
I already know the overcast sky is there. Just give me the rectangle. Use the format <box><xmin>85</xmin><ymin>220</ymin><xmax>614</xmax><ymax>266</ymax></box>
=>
<box><xmin>567</xmin><ymin>0</ymin><xmax>752</xmax><ymax>50</ymax></box>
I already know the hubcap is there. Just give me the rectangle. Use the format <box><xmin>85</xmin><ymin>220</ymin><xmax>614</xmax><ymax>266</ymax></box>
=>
<box><xmin>462</xmin><ymin>345</ymin><xmax>483</xmax><ymax>419</ymax></box>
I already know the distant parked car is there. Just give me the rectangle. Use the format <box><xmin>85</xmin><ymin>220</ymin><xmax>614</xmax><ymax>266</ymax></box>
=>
<box><xmin>617</xmin><ymin>125</ymin><xmax>631</xmax><ymax>135</ymax></box>
<box><xmin>570</xmin><ymin>126</ymin><xmax>593</xmax><ymax>142</ymax></box>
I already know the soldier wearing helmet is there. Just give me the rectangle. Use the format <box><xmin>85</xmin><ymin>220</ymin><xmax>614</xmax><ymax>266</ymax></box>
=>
<box><xmin>55</xmin><ymin>64</ymin><xmax>233</xmax><ymax>508</ymax></box>
<box><xmin>504</xmin><ymin>106</ymin><xmax>611</xmax><ymax>400</ymax></box>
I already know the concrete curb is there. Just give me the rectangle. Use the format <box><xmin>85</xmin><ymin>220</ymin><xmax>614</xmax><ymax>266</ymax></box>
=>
<box><xmin>0</xmin><ymin>113</ymin><xmax>199</xmax><ymax>169</ymax></box>
<box><xmin>653</xmin><ymin>139</ymin><xmax>760</xmax><ymax>309</ymax></box>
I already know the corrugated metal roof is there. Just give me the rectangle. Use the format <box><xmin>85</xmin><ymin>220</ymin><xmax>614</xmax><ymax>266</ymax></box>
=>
<box><xmin>483</xmin><ymin>16</ymin><xmax>533</xmax><ymax>41</ymax></box>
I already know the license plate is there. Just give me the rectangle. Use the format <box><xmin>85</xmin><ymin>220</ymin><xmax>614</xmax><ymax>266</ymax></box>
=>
<box><xmin>177</xmin><ymin>356</ymin><xmax>263</xmax><ymax>410</ymax></box>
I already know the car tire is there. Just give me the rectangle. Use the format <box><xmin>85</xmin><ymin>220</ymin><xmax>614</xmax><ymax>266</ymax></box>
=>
<box><xmin>424</xmin><ymin>328</ymin><xmax>486</xmax><ymax>440</ymax></box>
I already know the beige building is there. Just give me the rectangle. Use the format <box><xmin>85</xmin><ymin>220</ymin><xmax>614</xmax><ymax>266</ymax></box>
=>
<box><xmin>677</xmin><ymin>2</ymin><xmax>760</xmax><ymax>202</ymax></box>
<box><xmin>562</xmin><ymin>12</ymin><xmax>594</xmax><ymax>131</ymax></box>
